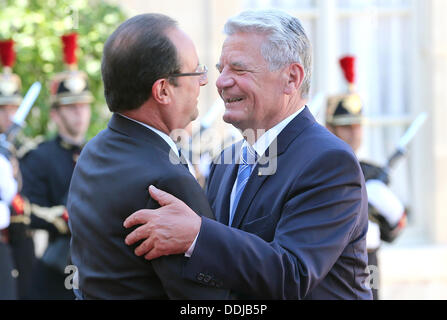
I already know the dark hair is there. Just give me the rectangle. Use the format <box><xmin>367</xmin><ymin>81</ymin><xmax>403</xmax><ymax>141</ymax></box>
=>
<box><xmin>101</xmin><ymin>13</ymin><xmax>181</xmax><ymax>112</ymax></box>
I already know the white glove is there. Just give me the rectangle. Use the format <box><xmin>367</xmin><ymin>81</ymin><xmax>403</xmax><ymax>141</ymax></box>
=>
<box><xmin>0</xmin><ymin>154</ymin><xmax>17</xmax><ymax>204</ymax></box>
<box><xmin>366</xmin><ymin>179</ymin><xmax>405</xmax><ymax>226</ymax></box>
<box><xmin>366</xmin><ymin>220</ymin><xmax>381</xmax><ymax>250</ymax></box>
<box><xmin>0</xmin><ymin>154</ymin><xmax>17</xmax><ymax>230</ymax></box>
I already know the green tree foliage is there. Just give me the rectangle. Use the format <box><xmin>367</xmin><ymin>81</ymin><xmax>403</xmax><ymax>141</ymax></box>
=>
<box><xmin>0</xmin><ymin>0</ymin><xmax>127</xmax><ymax>139</ymax></box>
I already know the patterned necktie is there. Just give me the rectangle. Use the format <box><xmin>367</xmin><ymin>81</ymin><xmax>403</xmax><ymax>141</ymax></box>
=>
<box><xmin>229</xmin><ymin>145</ymin><xmax>257</xmax><ymax>226</ymax></box>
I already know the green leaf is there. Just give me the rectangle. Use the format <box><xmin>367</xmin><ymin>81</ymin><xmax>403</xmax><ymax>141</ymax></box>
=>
<box><xmin>1</xmin><ymin>0</ymin><xmax>127</xmax><ymax>138</ymax></box>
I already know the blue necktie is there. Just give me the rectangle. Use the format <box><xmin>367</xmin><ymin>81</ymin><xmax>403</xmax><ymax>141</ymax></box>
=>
<box><xmin>229</xmin><ymin>145</ymin><xmax>257</xmax><ymax>226</ymax></box>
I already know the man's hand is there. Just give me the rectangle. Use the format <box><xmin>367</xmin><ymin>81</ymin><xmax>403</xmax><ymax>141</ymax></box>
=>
<box><xmin>123</xmin><ymin>185</ymin><xmax>201</xmax><ymax>260</ymax></box>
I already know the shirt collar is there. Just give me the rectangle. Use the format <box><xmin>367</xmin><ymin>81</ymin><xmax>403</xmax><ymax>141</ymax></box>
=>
<box><xmin>247</xmin><ymin>106</ymin><xmax>306</xmax><ymax>157</ymax></box>
<box><xmin>118</xmin><ymin>113</ymin><xmax>180</xmax><ymax>156</ymax></box>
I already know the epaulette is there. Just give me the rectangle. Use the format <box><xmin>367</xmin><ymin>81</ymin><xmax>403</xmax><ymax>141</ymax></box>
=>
<box><xmin>16</xmin><ymin>135</ymin><xmax>45</xmax><ymax>159</ymax></box>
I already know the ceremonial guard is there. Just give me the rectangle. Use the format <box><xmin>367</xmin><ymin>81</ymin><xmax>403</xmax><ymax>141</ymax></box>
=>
<box><xmin>0</xmin><ymin>39</ymin><xmax>36</xmax><ymax>300</ymax></box>
<box><xmin>20</xmin><ymin>33</ymin><xmax>92</xmax><ymax>299</ymax></box>
<box><xmin>325</xmin><ymin>56</ymin><xmax>407</xmax><ymax>300</ymax></box>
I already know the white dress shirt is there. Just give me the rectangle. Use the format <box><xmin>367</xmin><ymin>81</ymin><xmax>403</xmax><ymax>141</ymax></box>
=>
<box><xmin>118</xmin><ymin>114</ymin><xmax>195</xmax><ymax>176</ymax></box>
<box><xmin>186</xmin><ymin>106</ymin><xmax>306</xmax><ymax>257</ymax></box>
<box><xmin>229</xmin><ymin>106</ymin><xmax>306</xmax><ymax>217</ymax></box>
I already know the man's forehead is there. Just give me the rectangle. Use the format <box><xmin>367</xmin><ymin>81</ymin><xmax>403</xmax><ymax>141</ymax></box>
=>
<box><xmin>218</xmin><ymin>44</ymin><xmax>257</xmax><ymax>66</ymax></box>
<box><xmin>219</xmin><ymin>34</ymin><xmax>264</xmax><ymax>61</ymax></box>
<box><xmin>167</xmin><ymin>27</ymin><xmax>199</xmax><ymax>67</ymax></box>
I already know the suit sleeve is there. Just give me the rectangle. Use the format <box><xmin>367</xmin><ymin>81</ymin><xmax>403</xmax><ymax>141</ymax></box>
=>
<box><xmin>149</xmin><ymin>172</ymin><xmax>230</xmax><ymax>299</ymax></box>
<box><xmin>183</xmin><ymin>148</ymin><xmax>366</xmax><ymax>299</ymax></box>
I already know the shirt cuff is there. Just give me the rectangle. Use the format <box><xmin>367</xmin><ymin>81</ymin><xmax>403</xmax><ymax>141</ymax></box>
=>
<box><xmin>185</xmin><ymin>231</ymin><xmax>199</xmax><ymax>258</ymax></box>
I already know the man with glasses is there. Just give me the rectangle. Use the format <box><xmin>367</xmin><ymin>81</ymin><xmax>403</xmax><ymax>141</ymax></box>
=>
<box><xmin>67</xmin><ymin>14</ymin><xmax>229</xmax><ymax>299</ymax></box>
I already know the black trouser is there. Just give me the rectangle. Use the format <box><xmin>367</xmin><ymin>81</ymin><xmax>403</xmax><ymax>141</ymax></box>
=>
<box><xmin>368</xmin><ymin>249</ymin><xmax>380</xmax><ymax>300</ymax></box>
<box><xmin>10</xmin><ymin>236</ymin><xmax>36</xmax><ymax>299</ymax></box>
<box><xmin>28</xmin><ymin>259</ymin><xmax>75</xmax><ymax>300</ymax></box>
<box><xmin>0</xmin><ymin>242</ymin><xmax>18</xmax><ymax>300</ymax></box>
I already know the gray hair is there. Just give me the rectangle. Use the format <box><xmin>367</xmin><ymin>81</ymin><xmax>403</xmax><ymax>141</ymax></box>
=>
<box><xmin>224</xmin><ymin>9</ymin><xmax>312</xmax><ymax>98</ymax></box>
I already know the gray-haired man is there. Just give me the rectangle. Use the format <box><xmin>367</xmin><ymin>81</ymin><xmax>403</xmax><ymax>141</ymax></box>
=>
<box><xmin>124</xmin><ymin>9</ymin><xmax>372</xmax><ymax>300</ymax></box>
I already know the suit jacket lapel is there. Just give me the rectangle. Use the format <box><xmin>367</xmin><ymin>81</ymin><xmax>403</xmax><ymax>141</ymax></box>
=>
<box><xmin>230</xmin><ymin>162</ymin><xmax>270</xmax><ymax>228</ymax></box>
<box><xmin>231</xmin><ymin>106</ymin><xmax>317</xmax><ymax>228</ymax></box>
<box><xmin>108</xmin><ymin>113</ymin><xmax>172</xmax><ymax>155</ymax></box>
<box><xmin>213</xmin><ymin>142</ymin><xmax>241</xmax><ymax>225</ymax></box>
<box><xmin>215</xmin><ymin>164</ymin><xmax>238</xmax><ymax>225</ymax></box>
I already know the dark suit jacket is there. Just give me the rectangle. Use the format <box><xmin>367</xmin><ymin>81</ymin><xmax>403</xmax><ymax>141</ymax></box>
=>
<box><xmin>183</xmin><ymin>107</ymin><xmax>372</xmax><ymax>299</ymax></box>
<box><xmin>67</xmin><ymin>113</ymin><xmax>229</xmax><ymax>299</ymax></box>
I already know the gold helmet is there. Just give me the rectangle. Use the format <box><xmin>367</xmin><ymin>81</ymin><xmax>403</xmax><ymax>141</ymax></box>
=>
<box><xmin>326</xmin><ymin>55</ymin><xmax>363</xmax><ymax>126</ymax></box>
<box><xmin>50</xmin><ymin>33</ymin><xmax>93</xmax><ymax>108</ymax></box>
<box><xmin>0</xmin><ymin>39</ymin><xmax>22</xmax><ymax>106</ymax></box>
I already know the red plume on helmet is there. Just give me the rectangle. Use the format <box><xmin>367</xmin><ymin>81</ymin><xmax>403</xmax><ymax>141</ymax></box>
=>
<box><xmin>50</xmin><ymin>32</ymin><xmax>93</xmax><ymax>106</ymax></box>
<box><xmin>339</xmin><ymin>55</ymin><xmax>356</xmax><ymax>90</ymax></box>
<box><xmin>0</xmin><ymin>39</ymin><xmax>22</xmax><ymax>106</ymax></box>
<box><xmin>61</xmin><ymin>33</ymin><xmax>78</xmax><ymax>67</ymax></box>
<box><xmin>326</xmin><ymin>55</ymin><xmax>363</xmax><ymax>126</ymax></box>
<box><xmin>0</xmin><ymin>39</ymin><xmax>15</xmax><ymax>69</ymax></box>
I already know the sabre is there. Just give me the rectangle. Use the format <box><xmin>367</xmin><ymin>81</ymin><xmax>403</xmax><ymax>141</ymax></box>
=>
<box><xmin>6</xmin><ymin>81</ymin><xmax>42</xmax><ymax>141</ymax></box>
<box><xmin>375</xmin><ymin>112</ymin><xmax>428</xmax><ymax>183</ymax></box>
<box><xmin>385</xmin><ymin>112</ymin><xmax>428</xmax><ymax>168</ymax></box>
<box><xmin>397</xmin><ymin>113</ymin><xmax>427</xmax><ymax>150</ymax></box>
<box><xmin>0</xmin><ymin>81</ymin><xmax>41</xmax><ymax>156</ymax></box>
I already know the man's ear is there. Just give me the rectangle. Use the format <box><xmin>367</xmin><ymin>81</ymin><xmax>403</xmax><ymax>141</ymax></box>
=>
<box><xmin>152</xmin><ymin>78</ymin><xmax>172</xmax><ymax>105</ymax></box>
<box><xmin>284</xmin><ymin>63</ymin><xmax>304</xmax><ymax>95</ymax></box>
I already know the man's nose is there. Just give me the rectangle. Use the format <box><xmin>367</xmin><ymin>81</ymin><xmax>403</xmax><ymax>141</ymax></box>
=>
<box><xmin>216</xmin><ymin>70</ymin><xmax>235</xmax><ymax>90</ymax></box>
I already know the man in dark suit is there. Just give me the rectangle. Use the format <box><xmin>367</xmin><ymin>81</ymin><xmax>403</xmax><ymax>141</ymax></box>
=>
<box><xmin>124</xmin><ymin>10</ymin><xmax>372</xmax><ymax>299</ymax></box>
<box><xmin>67</xmin><ymin>14</ymin><xmax>229</xmax><ymax>299</ymax></box>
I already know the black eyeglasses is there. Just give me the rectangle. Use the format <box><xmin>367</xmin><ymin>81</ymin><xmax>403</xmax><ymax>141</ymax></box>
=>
<box><xmin>168</xmin><ymin>64</ymin><xmax>208</xmax><ymax>83</ymax></box>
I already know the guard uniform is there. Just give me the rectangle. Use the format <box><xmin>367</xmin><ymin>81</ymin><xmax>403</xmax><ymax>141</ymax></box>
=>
<box><xmin>0</xmin><ymin>39</ymin><xmax>36</xmax><ymax>300</ymax></box>
<box><xmin>19</xmin><ymin>33</ymin><xmax>92</xmax><ymax>300</ymax></box>
<box><xmin>326</xmin><ymin>56</ymin><xmax>407</xmax><ymax>300</ymax></box>
<box><xmin>20</xmin><ymin>135</ymin><xmax>82</xmax><ymax>299</ymax></box>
